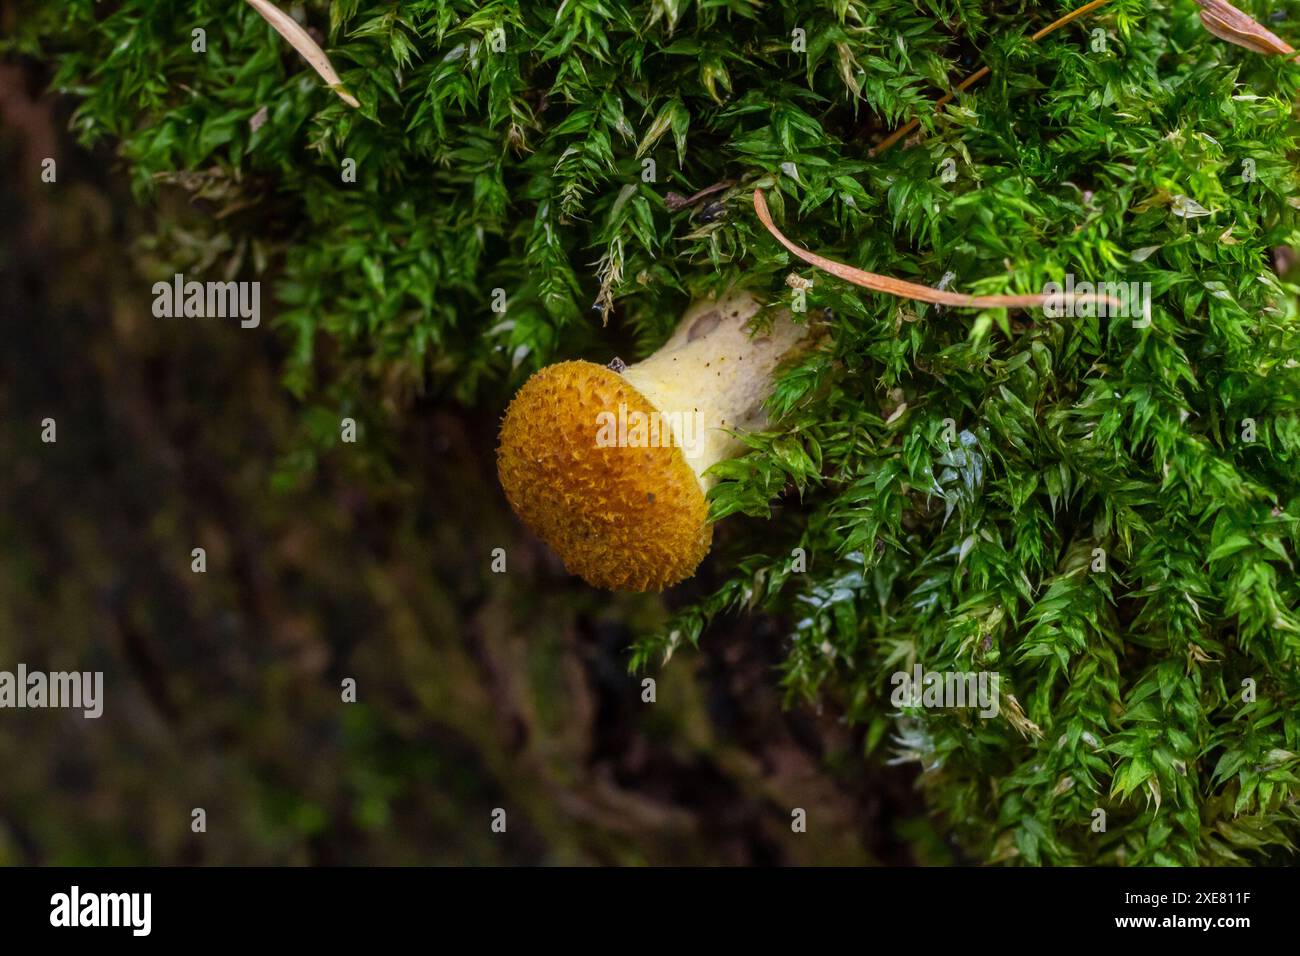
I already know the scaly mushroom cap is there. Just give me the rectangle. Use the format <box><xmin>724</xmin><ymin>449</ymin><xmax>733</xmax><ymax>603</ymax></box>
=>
<box><xmin>497</xmin><ymin>360</ymin><xmax>711</xmax><ymax>591</ymax></box>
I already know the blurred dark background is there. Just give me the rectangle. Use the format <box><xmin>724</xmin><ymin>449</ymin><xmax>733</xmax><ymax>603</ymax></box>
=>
<box><xmin>0</xmin><ymin>60</ymin><xmax>936</xmax><ymax>866</ymax></box>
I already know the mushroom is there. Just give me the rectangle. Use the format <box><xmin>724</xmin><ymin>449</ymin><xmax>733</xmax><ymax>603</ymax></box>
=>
<box><xmin>497</xmin><ymin>289</ymin><xmax>811</xmax><ymax>591</ymax></box>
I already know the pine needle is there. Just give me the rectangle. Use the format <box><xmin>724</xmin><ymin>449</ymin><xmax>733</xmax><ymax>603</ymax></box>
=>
<box><xmin>752</xmin><ymin>188</ymin><xmax>1119</xmax><ymax>312</ymax></box>
<box><xmin>245</xmin><ymin>0</ymin><xmax>360</xmax><ymax>108</ymax></box>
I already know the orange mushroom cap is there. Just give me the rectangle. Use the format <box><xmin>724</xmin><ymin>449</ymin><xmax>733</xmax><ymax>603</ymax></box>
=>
<box><xmin>497</xmin><ymin>360</ymin><xmax>711</xmax><ymax>591</ymax></box>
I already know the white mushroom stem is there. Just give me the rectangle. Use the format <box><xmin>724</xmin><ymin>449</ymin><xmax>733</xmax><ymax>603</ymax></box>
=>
<box><xmin>620</xmin><ymin>291</ymin><xmax>810</xmax><ymax>488</ymax></box>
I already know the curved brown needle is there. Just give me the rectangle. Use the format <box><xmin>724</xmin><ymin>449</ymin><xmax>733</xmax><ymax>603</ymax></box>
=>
<box><xmin>752</xmin><ymin>189</ymin><xmax>1121</xmax><ymax>312</ymax></box>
